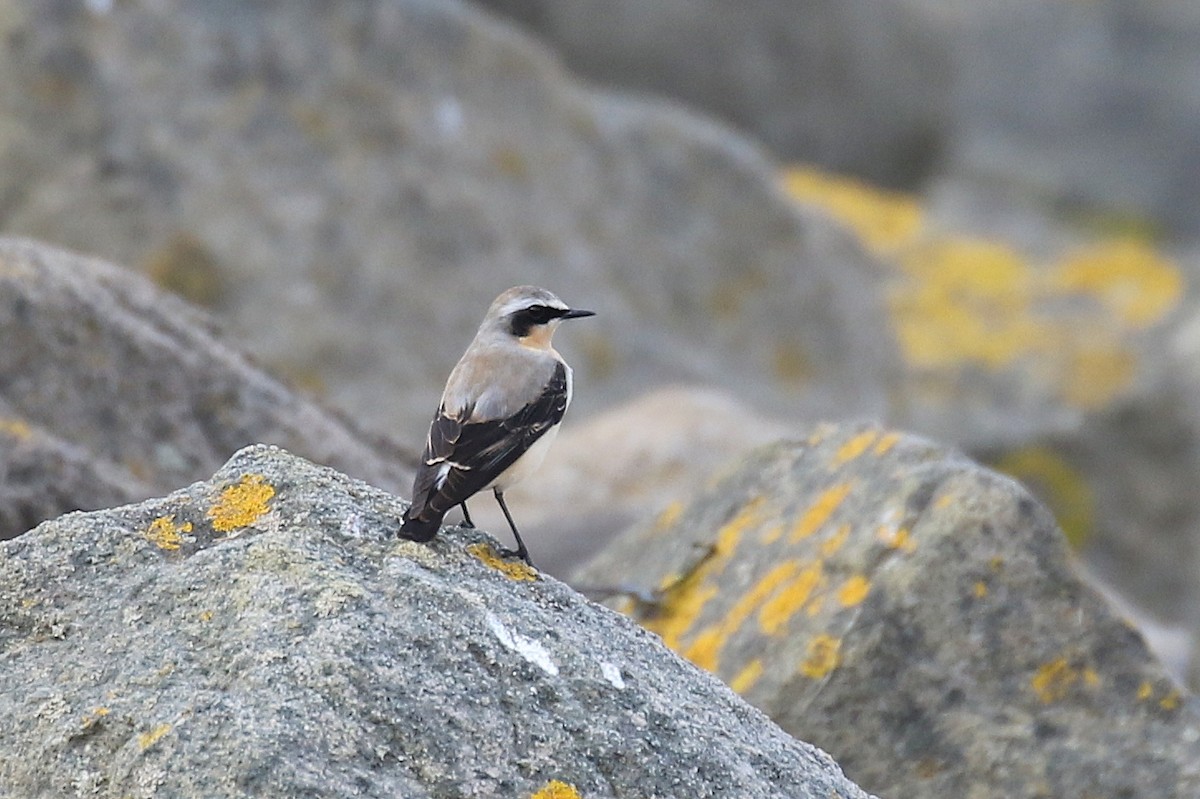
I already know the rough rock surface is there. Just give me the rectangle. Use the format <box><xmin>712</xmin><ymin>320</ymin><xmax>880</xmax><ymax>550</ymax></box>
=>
<box><xmin>0</xmin><ymin>237</ymin><xmax>413</xmax><ymax>540</ymax></box>
<box><xmin>0</xmin><ymin>445</ymin><xmax>875</xmax><ymax>799</ymax></box>
<box><xmin>0</xmin><ymin>0</ymin><xmax>896</xmax><ymax>439</ymax></box>
<box><xmin>468</xmin><ymin>386</ymin><xmax>792</xmax><ymax>573</ymax></box>
<box><xmin>577</xmin><ymin>422</ymin><xmax>1200</xmax><ymax>799</ymax></box>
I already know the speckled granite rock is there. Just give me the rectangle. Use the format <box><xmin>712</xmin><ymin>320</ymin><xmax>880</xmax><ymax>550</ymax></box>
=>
<box><xmin>0</xmin><ymin>0</ymin><xmax>896</xmax><ymax>440</ymax></box>
<box><xmin>0</xmin><ymin>237</ymin><xmax>412</xmax><ymax>540</ymax></box>
<box><xmin>577</xmin><ymin>422</ymin><xmax>1200</xmax><ymax>799</ymax></box>
<box><xmin>0</xmin><ymin>445</ymin><xmax>875</xmax><ymax>799</ymax></box>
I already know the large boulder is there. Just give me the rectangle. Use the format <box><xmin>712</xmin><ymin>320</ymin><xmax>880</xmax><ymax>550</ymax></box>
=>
<box><xmin>0</xmin><ymin>444</ymin><xmax>875</xmax><ymax>799</ymax></box>
<box><xmin>479</xmin><ymin>0</ymin><xmax>1200</xmax><ymax>237</ymax></box>
<box><xmin>0</xmin><ymin>237</ymin><xmax>412</xmax><ymax>540</ymax></box>
<box><xmin>577</xmin><ymin>422</ymin><xmax>1200</xmax><ymax>798</ymax></box>
<box><xmin>0</xmin><ymin>0</ymin><xmax>897</xmax><ymax>441</ymax></box>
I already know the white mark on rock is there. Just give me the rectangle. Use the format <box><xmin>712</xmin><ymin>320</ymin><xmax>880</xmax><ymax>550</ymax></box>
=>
<box><xmin>600</xmin><ymin>661</ymin><xmax>625</xmax><ymax>690</ymax></box>
<box><xmin>485</xmin><ymin>611</ymin><xmax>558</xmax><ymax>676</ymax></box>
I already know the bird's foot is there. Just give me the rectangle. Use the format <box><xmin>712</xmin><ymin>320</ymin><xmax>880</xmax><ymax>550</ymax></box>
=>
<box><xmin>458</xmin><ymin>519</ymin><xmax>475</xmax><ymax>529</ymax></box>
<box><xmin>497</xmin><ymin>546</ymin><xmax>536</xmax><ymax>570</ymax></box>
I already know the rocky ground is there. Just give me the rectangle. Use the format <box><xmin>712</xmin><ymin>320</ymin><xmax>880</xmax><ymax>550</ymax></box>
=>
<box><xmin>3</xmin><ymin>0</ymin><xmax>1200</xmax><ymax>795</ymax></box>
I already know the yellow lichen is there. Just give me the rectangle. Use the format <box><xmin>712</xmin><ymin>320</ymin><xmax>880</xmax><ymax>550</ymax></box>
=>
<box><xmin>468</xmin><ymin>542</ymin><xmax>538</xmax><ymax>582</ymax></box>
<box><xmin>779</xmin><ymin>166</ymin><xmax>924</xmax><ymax>254</ymax></box>
<box><xmin>1137</xmin><ymin>681</ymin><xmax>1154</xmax><ymax>700</ymax></box>
<box><xmin>759</xmin><ymin>523</ymin><xmax>784</xmax><ymax>545</ymax></box>
<box><xmin>1031</xmin><ymin>657</ymin><xmax>1092</xmax><ymax>703</ymax></box>
<box><xmin>790</xmin><ymin>483</ymin><xmax>853</xmax><ymax>542</ymax></box>
<box><xmin>138</xmin><ymin>723</ymin><xmax>171</xmax><ymax>751</ymax></box>
<box><xmin>877</xmin><ymin>525</ymin><xmax>916</xmax><ymax>553</ymax></box>
<box><xmin>833</xmin><ymin>430</ymin><xmax>879</xmax><ymax>466</ymax></box>
<box><xmin>641</xmin><ymin>519</ymin><xmax>744</xmax><ymax>651</ymax></box>
<box><xmin>799</xmin><ymin>634</ymin><xmax>842</xmax><ymax>679</ymax></box>
<box><xmin>872</xmin><ymin>431</ymin><xmax>902</xmax><ymax>456</ymax></box>
<box><xmin>144</xmin><ymin>515</ymin><xmax>193</xmax><ymax>551</ymax></box>
<box><xmin>0</xmin><ymin>417</ymin><xmax>32</xmax><ymax>441</ymax></box>
<box><xmin>1160</xmin><ymin>691</ymin><xmax>1181</xmax><ymax>711</ymax></box>
<box><xmin>730</xmin><ymin>659</ymin><xmax>764</xmax><ymax>694</ymax></box>
<box><xmin>819</xmin><ymin>523</ymin><xmax>852</xmax><ymax>558</ymax></box>
<box><xmin>208</xmin><ymin>474</ymin><xmax>275</xmax><ymax>533</ymax></box>
<box><xmin>992</xmin><ymin>447</ymin><xmax>1093</xmax><ymax>549</ymax></box>
<box><xmin>890</xmin><ymin>237</ymin><xmax>1042</xmax><ymax>371</ymax></box>
<box><xmin>654</xmin><ymin>501</ymin><xmax>686</xmax><ymax>531</ymax></box>
<box><xmin>973</xmin><ymin>581</ymin><xmax>988</xmax><ymax>598</ymax></box>
<box><xmin>758</xmin><ymin>562</ymin><xmax>824</xmax><ymax>635</ymax></box>
<box><xmin>836</xmin><ymin>575</ymin><xmax>871</xmax><ymax>607</ymax></box>
<box><xmin>1049</xmin><ymin>239</ymin><xmax>1183</xmax><ymax>329</ymax></box>
<box><xmin>199</xmin><ymin>610</ymin><xmax>214</xmax><ymax>622</ymax></box>
<box><xmin>685</xmin><ymin>560</ymin><xmax>800</xmax><ymax>672</ymax></box>
<box><xmin>530</xmin><ymin>781</ymin><xmax>581</xmax><ymax>799</ymax></box>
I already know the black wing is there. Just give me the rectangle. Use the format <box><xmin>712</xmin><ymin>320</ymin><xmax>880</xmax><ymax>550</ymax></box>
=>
<box><xmin>402</xmin><ymin>362</ymin><xmax>568</xmax><ymax>533</ymax></box>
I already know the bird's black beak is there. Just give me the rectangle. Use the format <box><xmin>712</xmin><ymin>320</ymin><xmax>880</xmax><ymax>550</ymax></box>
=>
<box><xmin>560</xmin><ymin>308</ymin><xmax>596</xmax><ymax>320</ymax></box>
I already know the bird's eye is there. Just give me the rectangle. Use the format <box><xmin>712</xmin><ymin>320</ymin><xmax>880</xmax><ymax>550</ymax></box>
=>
<box><xmin>509</xmin><ymin>305</ymin><xmax>561</xmax><ymax>336</ymax></box>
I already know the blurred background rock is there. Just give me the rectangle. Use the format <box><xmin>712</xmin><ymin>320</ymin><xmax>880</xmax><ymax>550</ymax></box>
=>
<box><xmin>3</xmin><ymin>0</ymin><xmax>1200</xmax><ymax>697</ymax></box>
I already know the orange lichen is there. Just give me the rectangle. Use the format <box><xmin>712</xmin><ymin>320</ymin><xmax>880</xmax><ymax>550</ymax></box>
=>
<box><xmin>790</xmin><ymin>483</ymin><xmax>853</xmax><ymax>542</ymax></box>
<box><xmin>799</xmin><ymin>634</ymin><xmax>842</xmax><ymax>679</ymax></box>
<box><xmin>468</xmin><ymin>543</ymin><xmax>539</xmax><ymax>582</ymax></box>
<box><xmin>531</xmin><ymin>781</ymin><xmax>581</xmax><ymax>799</ymax></box>
<box><xmin>730</xmin><ymin>659</ymin><xmax>764</xmax><ymax>694</ymax></box>
<box><xmin>137</xmin><ymin>723</ymin><xmax>171</xmax><ymax>751</ymax></box>
<box><xmin>144</xmin><ymin>515</ymin><xmax>193</xmax><ymax>551</ymax></box>
<box><xmin>836</xmin><ymin>575</ymin><xmax>871</xmax><ymax>607</ymax></box>
<box><xmin>208</xmin><ymin>474</ymin><xmax>275</xmax><ymax>533</ymax></box>
<box><xmin>758</xmin><ymin>562</ymin><xmax>824</xmax><ymax>635</ymax></box>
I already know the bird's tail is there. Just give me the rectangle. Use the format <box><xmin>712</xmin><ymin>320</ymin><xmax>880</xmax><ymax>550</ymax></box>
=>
<box><xmin>398</xmin><ymin>511</ymin><xmax>442</xmax><ymax>542</ymax></box>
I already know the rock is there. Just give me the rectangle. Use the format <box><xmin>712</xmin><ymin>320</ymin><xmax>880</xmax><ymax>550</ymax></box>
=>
<box><xmin>0</xmin><ymin>237</ymin><xmax>413</xmax><ymax>540</ymax></box>
<box><xmin>465</xmin><ymin>386</ymin><xmax>793</xmax><ymax>574</ymax></box>
<box><xmin>475</xmin><ymin>0</ymin><xmax>953</xmax><ymax>188</ymax></box>
<box><xmin>0</xmin><ymin>444</ymin><xmax>875</xmax><ymax>799</ymax></box>
<box><xmin>0</xmin><ymin>0</ymin><xmax>897</xmax><ymax>440</ymax></box>
<box><xmin>480</xmin><ymin>0</ymin><xmax>1200</xmax><ymax>237</ymax></box>
<box><xmin>576</xmin><ymin>422</ymin><xmax>1200</xmax><ymax>798</ymax></box>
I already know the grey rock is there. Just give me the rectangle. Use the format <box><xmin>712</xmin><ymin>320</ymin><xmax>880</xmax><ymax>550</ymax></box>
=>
<box><xmin>481</xmin><ymin>0</ymin><xmax>1200</xmax><ymax>236</ymax></box>
<box><xmin>0</xmin><ymin>237</ymin><xmax>413</xmax><ymax>540</ymax></box>
<box><xmin>0</xmin><ymin>0</ymin><xmax>898</xmax><ymax>441</ymax></box>
<box><xmin>0</xmin><ymin>444</ymin><xmax>876</xmax><ymax>799</ymax></box>
<box><xmin>577</xmin><ymin>422</ymin><xmax>1200</xmax><ymax>798</ymax></box>
<box><xmin>475</xmin><ymin>0</ymin><xmax>954</xmax><ymax>188</ymax></box>
<box><xmin>470</xmin><ymin>386</ymin><xmax>793</xmax><ymax>575</ymax></box>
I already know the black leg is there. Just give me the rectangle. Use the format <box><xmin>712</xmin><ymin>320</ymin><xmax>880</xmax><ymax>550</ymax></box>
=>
<box><xmin>459</xmin><ymin>502</ymin><xmax>475</xmax><ymax>529</ymax></box>
<box><xmin>493</xmin><ymin>488</ymin><xmax>535</xmax><ymax>568</ymax></box>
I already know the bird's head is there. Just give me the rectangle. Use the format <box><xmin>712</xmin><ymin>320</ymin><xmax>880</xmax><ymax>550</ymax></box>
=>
<box><xmin>481</xmin><ymin>286</ymin><xmax>595</xmax><ymax>349</ymax></box>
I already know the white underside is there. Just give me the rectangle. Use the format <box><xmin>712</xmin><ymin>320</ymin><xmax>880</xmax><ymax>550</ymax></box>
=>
<box><xmin>488</xmin><ymin>424</ymin><xmax>559</xmax><ymax>492</ymax></box>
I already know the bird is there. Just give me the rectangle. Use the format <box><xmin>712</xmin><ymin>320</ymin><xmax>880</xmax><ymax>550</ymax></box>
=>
<box><xmin>398</xmin><ymin>286</ymin><xmax>595</xmax><ymax>566</ymax></box>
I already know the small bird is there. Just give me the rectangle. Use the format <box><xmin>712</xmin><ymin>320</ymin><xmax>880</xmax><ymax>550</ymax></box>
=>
<box><xmin>399</xmin><ymin>286</ymin><xmax>595</xmax><ymax>566</ymax></box>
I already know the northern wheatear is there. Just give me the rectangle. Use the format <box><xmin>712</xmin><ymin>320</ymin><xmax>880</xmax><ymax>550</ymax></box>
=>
<box><xmin>399</xmin><ymin>286</ymin><xmax>595</xmax><ymax>566</ymax></box>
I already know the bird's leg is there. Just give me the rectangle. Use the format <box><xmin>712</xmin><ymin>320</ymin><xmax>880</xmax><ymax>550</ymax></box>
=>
<box><xmin>458</xmin><ymin>502</ymin><xmax>475</xmax><ymax>529</ymax></box>
<box><xmin>493</xmin><ymin>488</ymin><xmax>535</xmax><ymax>568</ymax></box>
